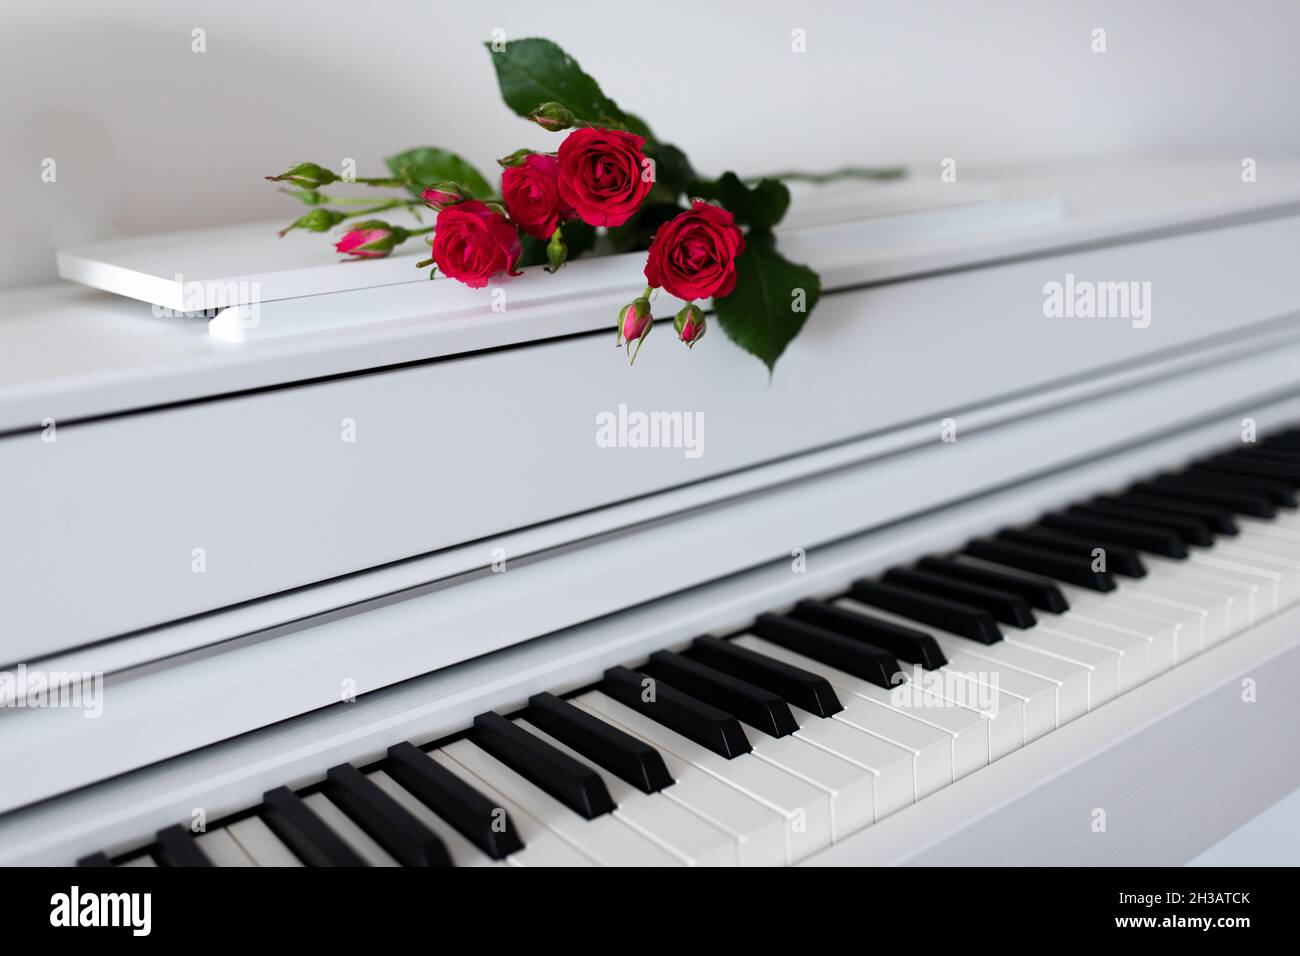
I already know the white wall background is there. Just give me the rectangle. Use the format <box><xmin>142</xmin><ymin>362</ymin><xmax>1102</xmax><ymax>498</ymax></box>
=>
<box><xmin>2</xmin><ymin>0</ymin><xmax>1299</xmax><ymax>291</ymax></box>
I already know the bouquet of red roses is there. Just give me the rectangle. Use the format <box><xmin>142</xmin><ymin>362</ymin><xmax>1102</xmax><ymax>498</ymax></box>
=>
<box><xmin>268</xmin><ymin>38</ymin><xmax>900</xmax><ymax>370</ymax></box>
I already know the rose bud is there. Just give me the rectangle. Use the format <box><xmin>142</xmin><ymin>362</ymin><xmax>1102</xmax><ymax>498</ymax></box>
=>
<box><xmin>674</xmin><ymin>303</ymin><xmax>707</xmax><ymax>348</ymax></box>
<box><xmin>280</xmin><ymin>187</ymin><xmax>325</xmax><ymax>205</ymax></box>
<box><xmin>618</xmin><ymin>295</ymin><xmax>653</xmax><ymax>364</ymax></box>
<box><xmin>645</xmin><ymin>200</ymin><xmax>746</xmax><ymax>301</ymax></box>
<box><xmin>421</xmin><ymin>182</ymin><xmax>464</xmax><ymax>211</ymax></box>
<box><xmin>278</xmin><ymin>208</ymin><xmax>346</xmax><ymax>237</ymax></box>
<box><xmin>429</xmin><ymin>200</ymin><xmax>523</xmax><ymax>289</ymax></box>
<box><xmin>497</xmin><ymin>148</ymin><xmax>539</xmax><ymax>168</ymax></box>
<box><xmin>502</xmin><ymin>153</ymin><xmax>574</xmax><ymax>240</ymax></box>
<box><xmin>265</xmin><ymin>162</ymin><xmax>338</xmax><ymax>189</ymax></box>
<box><xmin>546</xmin><ymin>227</ymin><xmax>567</xmax><ymax>273</ymax></box>
<box><xmin>557</xmin><ymin>127</ymin><xmax>654</xmax><ymax>228</ymax></box>
<box><xmin>335</xmin><ymin>220</ymin><xmax>407</xmax><ymax>259</ymax></box>
<box><xmin>530</xmin><ymin>102</ymin><xmax>577</xmax><ymax>132</ymax></box>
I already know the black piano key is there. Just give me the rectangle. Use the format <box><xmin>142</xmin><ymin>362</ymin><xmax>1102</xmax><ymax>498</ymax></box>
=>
<box><xmin>470</xmin><ymin>712</ymin><xmax>616</xmax><ymax>819</ymax></box>
<box><xmin>997</xmin><ymin>527</ymin><xmax>1148</xmax><ymax>576</ymax></box>
<box><xmin>524</xmin><ymin>692</ymin><xmax>674</xmax><ymax>795</ymax></box>
<box><xmin>1133</xmin><ymin>477</ymin><xmax>1275</xmax><ymax>518</ymax></box>
<box><xmin>963</xmin><ymin>538</ymin><xmax>1117</xmax><ymax>591</ymax></box>
<box><xmin>1112</xmin><ymin>491</ymin><xmax>1240</xmax><ymax>535</ymax></box>
<box><xmin>687</xmin><ymin>635</ymin><xmax>843</xmax><ymax>717</ymax></box>
<box><xmin>918</xmin><ymin>555</ymin><xmax>1070</xmax><ymax>613</ymax></box>
<box><xmin>262</xmin><ymin>786</ymin><xmax>368</xmax><ymax>867</ymax></box>
<box><xmin>1261</xmin><ymin>432</ymin><xmax>1300</xmax><ymax>451</ymax></box>
<box><xmin>77</xmin><ymin>852</ymin><xmax>112</xmax><ymax>867</ymax></box>
<box><xmin>847</xmin><ymin>579</ymin><xmax>1003</xmax><ymax>644</ymax></box>
<box><xmin>154</xmin><ymin>824</ymin><xmax>213</xmax><ymax>867</ymax></box>
<box><xmin>1182</xmin><ymin>466</ymin><xmax>1298</xmax><ymax>507</ymax></box>
<box><xmin>880</xmin><ymin>568</ymin><xmax>1037</xmax><ymax>628</ymax></box>
<box><xmin>641</xmin><ymin>650</ymin><xmax>798</xmax><ymax>738</ymax></box>
<box><xmin>324</xmin><ymin>763</ymin><xmax>452</xmax><ymax>866</ymax></box>
<box><xmin>602</xmin><ymin>666</ymin><xmax>752</xmax><ymax>759</ymax></box>
<box><xmin>1039</xmin><ymin>511</ymin><xmax>1188</xmax><ymax>558</ymax></box>
<box><xmin>790</xmin><ymin>599</ymin><xmax>950</xmax><ymax>667</ymax></box>
<box><xmin>1233</xmin><ymin>447</ymin><xmax>1300</xmax><ymax>467</ymax></box>
<box><xmin>1202</xmin><ymin>454</ymin><xmax>1300</xmax><ymax>485</ymax></box>
<box><xmin>751</xmin><ymin>614</ymin><xmax>902</xmax><ymax>689</ymax></box>
<box><xmin>385</xmin><ymin>742</ymin><xmax>525</xmax><ymax>858</ymax></box>
<box><xmin>1077</xmin><ymin>499</ymin><xmax>1214</xmax><ymax>547</ymax></box>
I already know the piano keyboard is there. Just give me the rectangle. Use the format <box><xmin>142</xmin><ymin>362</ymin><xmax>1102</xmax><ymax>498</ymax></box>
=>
<box><xmin>79</xmin><ymin>429</ymin><xmax>1300</xmax><ymax>867</ymax></box>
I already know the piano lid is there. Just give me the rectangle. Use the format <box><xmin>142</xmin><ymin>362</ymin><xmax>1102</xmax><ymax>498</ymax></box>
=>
<box><xmin>54</xmin><ymin>176</ymin><xmax>1019</xmax><ymax>312</ymax></box>
<box><xmin>2</xmin><ymin>159</ymin><xmax>1299</xmax><ymax>435</ymax></box>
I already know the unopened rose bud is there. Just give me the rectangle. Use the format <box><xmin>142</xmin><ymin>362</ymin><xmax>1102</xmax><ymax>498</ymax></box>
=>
<box><xmin>265</xmin><ymin>162</ymin><xmax>339</xmax><ymax>189</ymax></box>
<box><xmin>421</xmin><ymin>182</ymin><xmax>464</xmax><ymax>210</ymax></box>
<box><xmin>280</xmin><ymin>187</ymin><xmax>326</xmax><ymax>206</ymax></box>
<box><xmin>334</xmin><ymin>220</ymin><xmax>408</xmax><ymax>259</ymax></box>
<box><xmin>530</xmin><ymin>102</ymin><xmax>576</xmax><ymax>132</ymax></box>
<box><xmin>497</xmin><ymin>148</ymin><xmax>538</xmax><ymax>168</ymax></box>
<box><xmin>279</xmin><ymin>207</ymin><xmax>347</xmax><ymax>237</ymax></box>
<box><xmin>545</xmin><ymin>227</ymin><xmax>567</xmax><ymax>273</ymax></box>
<box><xmin>618</xmin><ymin>296</ymin><xmax>653</xmax><ymax>364</ymax></box>
<box><xmin>674</xmin><ymin>303</ymin><xmax>706</xmax><ymax>348</ymax></box>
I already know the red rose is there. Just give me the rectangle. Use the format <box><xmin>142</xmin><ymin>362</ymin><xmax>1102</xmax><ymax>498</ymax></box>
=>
<box><xmin>502</xmin><ymin>154</ymin><xmax>573</xmax><ymax>240</ymax></box>
<box><xmin>556</xmin><ymin>127</ymin><xmax>653</xmax><ymax>228</ymax></box>
<box><xmin>644</xmin><ymin>201</ymin><xmax>746</xmax><ymax>301</ymax></box>
<box><xmin>430</xmin><ymin>200</ymin><xmax>522</xmax><ymax>288</ymax></box>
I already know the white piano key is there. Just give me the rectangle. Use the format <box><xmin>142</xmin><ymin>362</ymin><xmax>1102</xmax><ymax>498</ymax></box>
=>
<box><xmin>779</xmin><ymin>707</ymin><xmax>911</xmax><ymax>817</ymax></box>
<box><xmin>569</xmin><ymin>699</ymin><xmax>787</xmax><ymax>866</ymax></box>
<box><xmin>364</xmin><ymin>771</ymin><xmax>499</xmax><ymax>867</ymax></box>
<box><xmin>1189</xmin><ymin>549</ymin><xmax>1288</xmax><ymax>609</ymax></box>
<box><xmin>734</xmin><ymin>634</ymin><xmax>968</xmax><ymax>787</ymax></box>
<box><xmin>1060</xmin><ymin>588</ymin><xmax>1200</xmax><ymax>662</ymax></box>
<box><xmin>903</xmin><ymin>666</ymin><xmax>1024</xmax><ymax>760</ymax></box>
<box><xmin>1138</xmin><ymin>574</ymin><xmax>1237</xmax><ymax>642</ymax></box>
<box><xmin>194</xmin><ymin>828</ymin><xmax>256</xmax><ymax>867</ymax></box>
<box><xmin>828</xmin><ymin>601</ymin><xmax>1041</xmax><ymax>744</ymax></box>
<box><xmin>1213</xmin><ymin>539</ymin><xmax>1300</xmax><ymax>589</ymax></box>
<box><xmin>935</xmin><ymin>633</ymin><xmax>1090</xmax><ymax>721</ymax></box>
<box><xmin>1238</xmin><ymin>517</ymin><xmax>1300</xmax><ymax>546</ymax></box>
<box><xmin>1144</xmin><ymin>558</ymin><xmax>1259</xmax><ymax>629</ymax></box>
<box><xmin>440</xmin><ymin>738</ymin><xmax>684</xmax><ymax>866</ymax></box>
<box><xmin>744</xmin><ymin>730</ymin><xmax>879</xmax><ymax>839</ymax></box>
<box><xmin>1086</xmin><ymin>590</ymin><xmax>1204</xmax><ymax>658</ymax></box>
<box><xmin>918</xmin><ymin>650</ymin><xmax>1056</xmax><ymax>741</ymax></box>
<box><xmin>226</xmin><ymin>816</ymin><xmax>303</xmax><ymax>867</ymax></box>
<box><xmin>839</xmin><ymin>601</ymin><xmax>1088</xmax><ymax>725</ymax></box>
<box><xmin>1031</xmin><ymin>614</ymin><xmax>1149</xmax><ymax>691</ymax></box>
<box><xmin>576</xmin><ymin>690</ymin><xmax>833</xmax><ymax>862</ymax></box>
<box><xmin>425</xmin><ymin>749</ymin><xmax>596</xmax><ymax>867</ymax></box>
<box><xmin>299</xmin><ymin>791</ymin><xmax>400</xmax><ymax>866</ymax></box>
<box><xmin>1000</xmin><ymin>625</ymin><xmax>1120</xmax><ymax>706</ymax></box>
<box><xmin>119</xmin><ymin>854</ymin><xmax>157</xmax><ymax>867</ymax></box>
<box><xmin>1045</xmin><ymin>601</ymin><xmax>1177</xmax><ymax>675</ymax></box>
<box><xmin>1110</xmin><ymin>579</ymin><xmax>1223</xmax><ymax>647</ymax></box>
<box><xmin>925</xmin><ymin>647</ymin><xmax>1055</xmax><ymax>738</ymax></box>
<box><xmin>515</xmin><ymin>718</ymin><xmax>737</xmax><ymax>866</ymax></box>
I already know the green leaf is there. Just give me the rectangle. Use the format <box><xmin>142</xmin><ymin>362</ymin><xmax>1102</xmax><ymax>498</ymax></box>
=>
<box><xmin>645</xmin><ymin>141</ymin><xmax>696</xmax><ymax>195</ymax></box>
<box><xmin>563</xmin><ymin>220</ymin><xmax>597</xmax><ymax>259</ymax></box>
<box><xmin>690</xmin><ymin>172</ymin><xmax>790</xmax><ymax>230</ymax></box>
<box><xmin>384</xmin><ymin>147</ymin><xmax>494</xmax><ymax>200</ymax></box>
<box><xmin>711</xmin><ymin>232</ymin><xmax>820</xmax><ymax>371</ymax></box>
<box><xmin>517</xmin><ymin>235</ymin><xmax>548</xmax><ymax>269</ymax></box>
<box><xmin>485</xmin><ymin>37</ymin><xmax>652</xmax><ymax>139</ymax></box>
<box><xmin>605</xmin><ymin>202</ymin><xmax>683</xmax><ymax>253</ymax></box>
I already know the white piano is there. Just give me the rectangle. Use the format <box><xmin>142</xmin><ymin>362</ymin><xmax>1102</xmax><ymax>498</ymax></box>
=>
<box><xmin>3</xmin><ymin>160</ymin><xmax>1300</xmax><ymax>866</ymax></box>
